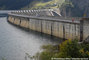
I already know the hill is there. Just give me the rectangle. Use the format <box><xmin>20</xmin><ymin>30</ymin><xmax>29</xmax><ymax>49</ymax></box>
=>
<box><xmin>0</xmin><ymin>0</ymin><xmax>33</xmax><ymax>10</ymax></box>
<box><xmin>0</xmin><ymin>0</ymin><xmax>55</xmax><ymax>10</ymax></box>
<box><xmin>22</xmin><ymin>0</ymin><xmax>89</xmax><ymax>17</ymax></box>
<box><xmin>21</xmin><ymin>0</ymin><xmax>65</xmax><ymax>9</ymax></box>
<box><xmin>0</xmin><ymin>0</ymin><xmax>89</xmax><ymax>17</ymax></box>
<box><xmin>60</xmin><ymin>0</ymin><xmax>89</xmax><ymax>17</ymax></box>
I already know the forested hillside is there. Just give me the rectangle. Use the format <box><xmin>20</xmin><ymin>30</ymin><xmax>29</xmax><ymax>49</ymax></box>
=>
<box><xmin>21</xmin><ymin>0</ymin><xmax>65</xmax><ymax>9</ymax></box>
<box><xmin>23</xmin><ymin>0</ymin><xmax>89</xmax><ymax>17</ymax></box>
<box><xmin>0</xmin><ymin>0</ymin><xmax>89</xmax><ymax>17</ymax></box>
<box><xmin>60</xmin><ymin>0</ymin><xmax>89</xmax><ymax>17</ymax></box>
<box><xmin>0</xmin><ymin>0</ymin><xmax>33</xmax><ymax>10</ymax></box>
<box><xmin>0</xmin><ymin>0</ymin><xmax>54</xmax><ymax>10</ymax></box>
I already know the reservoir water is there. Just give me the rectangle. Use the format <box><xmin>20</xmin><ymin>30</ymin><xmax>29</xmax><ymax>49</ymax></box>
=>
<box><xmin>0</xmin><ymin>17</ymin><xmax>62</xmax><ymax>60</ymax></box>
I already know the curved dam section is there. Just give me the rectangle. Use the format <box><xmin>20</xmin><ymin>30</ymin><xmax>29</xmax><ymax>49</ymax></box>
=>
<box><xmin>8</xmin><ymin>13</ymin><xmax>83</xmax><ymax>41</ymax></box>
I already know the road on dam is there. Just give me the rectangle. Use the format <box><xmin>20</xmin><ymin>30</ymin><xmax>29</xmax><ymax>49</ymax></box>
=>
<box><xmin>0</xmin><ymin>17</ymin><xmax>62</xmax><ymax>60</ymax></box>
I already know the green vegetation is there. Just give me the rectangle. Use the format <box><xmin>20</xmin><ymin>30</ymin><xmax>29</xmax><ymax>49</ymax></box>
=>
<box><xmin>22</xmin><ymin>0</ymin><xmax>65</xmax><ymax>9</ymax></box>
<box><xmin>60</xmin><ymin>0</ymin><xmax>84</xmax><ymax>17</ymax></box>
<box><xmin>2</xmin><ymin>57</ymin><xmax>6</xmax><ymax>60</ymax></box>
<box><xmin>0</xmin><ymin>0</ymin><xmax>88</xmax><ymax>17</ymax></box>
<box><xmin>31</xmin><ymin>0</ymin><xmax>65</xmax><ymax>9</ymax></box>
<box><xmin>36</xmin><ymin>39</ymin><xmax>89</xmax><ymax>60</ymax></box>
<box><xmin>20</xmin><ymin>0</ymin><xmax>89</xmax><ymax>17</ymax></box>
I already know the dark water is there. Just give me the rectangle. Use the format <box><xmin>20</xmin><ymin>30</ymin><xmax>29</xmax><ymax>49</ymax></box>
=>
<box><xmin>0</xmin><ymin>17</ymin><xmax>62</xmax><ymax>60</ymax></box>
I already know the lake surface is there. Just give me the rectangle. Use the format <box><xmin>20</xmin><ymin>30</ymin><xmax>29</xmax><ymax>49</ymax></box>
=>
<box><xmin>0</xmin><ymin>17</ymin><xmax>62</xmax><ymax>60</ymax></box>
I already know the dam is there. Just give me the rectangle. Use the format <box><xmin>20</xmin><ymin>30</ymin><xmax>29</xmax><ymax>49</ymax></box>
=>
<box><xmin>7</xmin><ymin>9</ymin><xmax>89</xmax><ymax>42</ymax></box>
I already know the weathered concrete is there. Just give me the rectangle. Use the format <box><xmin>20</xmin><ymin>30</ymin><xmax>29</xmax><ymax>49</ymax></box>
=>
<box><xmin>8</xmin><ymin>14</ymin><xmax>82</xmax><ymax>41</ymax></box>
<box><xmin>81</xmin><ymin>18</ymin><xmax>89</xmax><ymax>41</ymax></box>
<box><xmin>7</xmin><ymin>9</ymin><xmax>89</xmax><ymax>42</ymax></box>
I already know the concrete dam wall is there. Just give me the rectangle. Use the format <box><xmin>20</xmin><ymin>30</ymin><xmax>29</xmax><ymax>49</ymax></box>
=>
<box><xmin>7</xmin><ymin>9</ymin><xmax>89</xmax><ymax>42</ymax></box>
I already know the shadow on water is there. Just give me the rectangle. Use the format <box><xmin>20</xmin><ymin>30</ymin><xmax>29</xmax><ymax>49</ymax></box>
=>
<box><xmin>7</xmin><ymin>21</ymin><xmax>64</xmax><ymax>45</ymax></box>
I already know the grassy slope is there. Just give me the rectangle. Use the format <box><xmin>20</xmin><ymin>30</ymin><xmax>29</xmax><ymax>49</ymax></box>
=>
<box><xmin>21</xmin><ymin>0</ymin><xmax>65</xmax><ymax>9</ymax></box>
<box><xmin>32</xmin><ymin>0</ymin><xmax>65</xmax><ymax>9</ymax></box>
